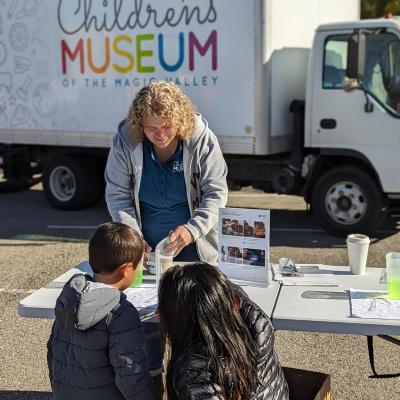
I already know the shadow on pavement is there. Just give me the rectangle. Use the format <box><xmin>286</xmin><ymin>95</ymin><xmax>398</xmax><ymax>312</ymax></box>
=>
<box><xmin>0</xmin><ymin>392</ymin><xmax>51</xmax><ymax>399</ymax></box>
<box><xmin>0</xmin><ymin>187</ymin><xmax>399</xmax><ymax>246</ymax></box>
<box><xmin>0</xmin><ymin>188</ymin><xmax>108</xmax><ymax>241</ymax></box>
<box><xmin>270</xmin><ymin>209</ymin><xmax>400</xmax><ymax>248</ymax></box>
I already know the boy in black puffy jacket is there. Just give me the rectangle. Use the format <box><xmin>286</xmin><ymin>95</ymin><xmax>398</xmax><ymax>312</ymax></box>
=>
<box><xmin>47</xmin><ymin>222</ymin><xmax>156</xmax><ymax>400</ymax></box>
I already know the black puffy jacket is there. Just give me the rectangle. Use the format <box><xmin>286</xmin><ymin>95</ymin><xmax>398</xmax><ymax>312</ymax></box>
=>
<box><xmin>171</xmin><ymin>290</ymin><xmax>289</xmax><ymax>400</ymax></box>
<box><xmin>47</xmin><ymin>274</ymin><xmax>156</xmax><ymax>400</ymax></box>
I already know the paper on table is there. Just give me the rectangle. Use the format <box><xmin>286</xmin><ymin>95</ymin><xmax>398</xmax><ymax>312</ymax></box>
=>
<box><xmin>350</xmin><ymin>288</ymin><xmax>400</xmax><ymax>320</ymax></box>
<box><xmin>272</xmin><ymin>264</ymin><xmax>339</xmax><ymax>286</ymax></box>
<box><xmin>124</xmin><ymin>287</ymin><xmax>158</xmax><ymax>315</ymax></box>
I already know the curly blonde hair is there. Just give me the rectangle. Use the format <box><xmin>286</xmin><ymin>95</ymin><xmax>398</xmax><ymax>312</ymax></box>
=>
<box><xmin>126</xmin><ymin>81</ymin><xmax>197</xmax><ymax>142</ymax></box>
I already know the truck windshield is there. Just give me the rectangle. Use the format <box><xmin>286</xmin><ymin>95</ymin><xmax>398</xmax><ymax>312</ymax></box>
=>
<box><xmin>361</xmin><ymin>32</ymin><xmax>400</xmax><ymax>116</ymax></box>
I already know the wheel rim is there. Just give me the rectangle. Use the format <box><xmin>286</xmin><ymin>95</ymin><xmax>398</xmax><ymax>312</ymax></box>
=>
<box><xmin>324</xmin><ymin>181</ymin><xmax>367</xmax><ymax>225</ymax></box>
<box><xmin>49</xmin><ymin>166</ymin><xmax>76</xmax><ymax>202</ymax></box>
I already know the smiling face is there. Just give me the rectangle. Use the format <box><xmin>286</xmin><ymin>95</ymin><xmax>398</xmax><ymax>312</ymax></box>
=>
<box><xmin>142</xmin><ymin>114</ymin><xmax>178</xmax><ymax>150</ymax></box>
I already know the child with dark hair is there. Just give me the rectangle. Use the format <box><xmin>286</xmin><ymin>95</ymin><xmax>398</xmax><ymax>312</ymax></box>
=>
<box><xmin>47</xmin><ymin>222</ymin><xmax>156</xmax><ymax>400</ymax></box>
<box><xmin>158</xmin><ymin>262</ymin><xmax>289</xmax><ymax>400</ymax></box>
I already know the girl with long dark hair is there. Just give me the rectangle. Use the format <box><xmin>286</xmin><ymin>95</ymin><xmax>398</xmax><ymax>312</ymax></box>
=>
<box><xmin>158</xmin><ymin>263</ymin><xmax>289</xmax><ymax>400</ymax></box>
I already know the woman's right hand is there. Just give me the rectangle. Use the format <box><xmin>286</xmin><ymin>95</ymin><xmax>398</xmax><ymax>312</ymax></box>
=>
<box><xmin>143</xmin><ymin>240</ymin><xmax>152</xmax><ymax>270</ymax></box>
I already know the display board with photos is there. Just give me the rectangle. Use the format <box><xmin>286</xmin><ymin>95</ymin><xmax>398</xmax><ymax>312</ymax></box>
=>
<box><xmin>218</xmin><ymin>208</ymin><xmax>270</xmax><ymax>286</ymax></box>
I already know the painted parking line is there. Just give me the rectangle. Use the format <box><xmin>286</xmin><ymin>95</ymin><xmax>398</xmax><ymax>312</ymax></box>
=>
<box><xmin>44</xmin><ymin>226</ymin><xmax>397</xmax><ymax>235</ymax></box>
<box><xmin>12</xmin><ymin>234</ymin><xmax>87</xmax><ymax>242</ymax></box>
<box><xmin>46</xmin><ymin>225</ymin><xmax>326</xmax><ymax>233</ymax></box>
<box><xmin>228</xmin><ymin>193</ymin><xmax>268</xmax><ymax>197</ymax></box>
<box><xmin>47</xmin><ymin>225</ymin><xmax>96</xmax><ymax>230</ymax></box>
<box><xmin>271</xmin><ymin>228</ymin><xmax>397</xmax><ymax>234</ymax></box>
<box><xmin>0</xmin><ymin>287</ymin><xmax>35</xmax><ymax>295</ymax></box>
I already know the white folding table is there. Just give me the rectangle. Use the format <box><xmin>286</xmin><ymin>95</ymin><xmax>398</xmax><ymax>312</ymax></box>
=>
<box><xmin>18</xmin><ymin>261</ymin><xmax>281</xmax><ymax>319</ymax></box>
<box><xmin>18</xmin><ymin>263</ymin><xmax>400</xmax><ymax>377</ymax></box>
<box><xmin>272</xmin><ymin>266</ymin><xmax>400</xmax><ymax>377</ymax></box>
<box><xmin>273</xmin><ymin>266</ymin><xmax>399</xmax><ymax>335</ymax></box>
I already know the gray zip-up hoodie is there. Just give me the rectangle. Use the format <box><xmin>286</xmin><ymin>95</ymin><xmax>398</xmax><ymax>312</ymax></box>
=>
<box><xmin>47</xmin><ymin>274</ymin><xmax>156</xmax><ymax>400</ymax></box>
<box><xmin>105</xmin><ymin>113</ymin><xmax>228</xmax><ymax>265</ymax></box>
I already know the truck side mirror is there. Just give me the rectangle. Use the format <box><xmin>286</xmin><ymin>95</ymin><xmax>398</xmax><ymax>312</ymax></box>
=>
<box><xmin>346</xmin><ymin>31</ymin><xmax>366</xmax><ymax>81</ymax></box>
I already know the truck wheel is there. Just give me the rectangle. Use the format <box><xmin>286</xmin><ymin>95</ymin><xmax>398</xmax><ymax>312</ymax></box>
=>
<box><xmin>271</xmin><ymin>167</ymin><xmax>297</xmax><ymax>194</ymax></box>
<box><xmin>312</xmin><ymin>166</ymin><xmax>386</xmax><ymax>237</ymax></box>
<box><xmin>43</xmin><ymin>154</ymin><xmax>104</xmax><ymax>210</ymax></box>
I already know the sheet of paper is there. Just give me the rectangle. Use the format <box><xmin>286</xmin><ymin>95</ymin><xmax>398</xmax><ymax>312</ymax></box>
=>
<box><xmin>272</xmin><ymin>264</ymin><xmax>339</xmax><ymax>286</ymax></box>
<box><xmin>124</xmin><ymin>287</ymin><xmax>158</xmax><ymax>315</ymax></box>
<box><xmin>350</xmin><ymin>288</ymin><xmax>400</xmax><ymax>320</ymax></box>
<box><xmin>218</xmin><ymin>208</ymin><xmax>269</xmax><ymax>286</ymax></box>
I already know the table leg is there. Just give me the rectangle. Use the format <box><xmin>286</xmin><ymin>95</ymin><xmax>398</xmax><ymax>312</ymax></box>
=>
<box><xmin>366</xmin><ymin>335</ymin><xmax>400</xmax><ymax>378</ymax></box>
<box><xmin>378</xmin><ymin>334</ymin><xmax>400</xmax><ymax>347</ymax></box>
<box><xmin>367</xmin><ymin>336</ymin><xmax>378</xmax><ymax>377</ymax></box>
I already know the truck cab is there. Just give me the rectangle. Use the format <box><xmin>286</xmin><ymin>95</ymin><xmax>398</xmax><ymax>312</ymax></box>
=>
<box><xmin>304</xmin><ymin>19</ymin><xmax>400</xmax><ymax>235</ymax></box>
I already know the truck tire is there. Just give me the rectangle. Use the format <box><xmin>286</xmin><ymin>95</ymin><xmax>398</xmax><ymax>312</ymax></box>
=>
<box><xmin>312</xmin><ymin>166</ymin><xmax>386</xmax><ymax>237</ymax></box>
<box><xmin>43</xmin><ymin>154</ymin><xmax>104</xmax><ymax>210</ymax></box>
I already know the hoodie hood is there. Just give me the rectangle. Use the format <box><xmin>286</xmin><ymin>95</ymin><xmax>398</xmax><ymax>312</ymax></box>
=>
<box><xmin>55</xmin><ymin>274</ymin><xmax>121</xmax><ymax>331</ymax></box>
<box><xmin>117</xmin><ymin>112</ymin><xmax>207</xmax><ymax>152</ymax></box>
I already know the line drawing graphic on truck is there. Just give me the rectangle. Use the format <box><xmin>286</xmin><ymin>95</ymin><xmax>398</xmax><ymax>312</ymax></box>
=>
<box><xmin>0</xmin><ymin>0</ymin><xmax>399</xmax><ymax>237</ymax></box>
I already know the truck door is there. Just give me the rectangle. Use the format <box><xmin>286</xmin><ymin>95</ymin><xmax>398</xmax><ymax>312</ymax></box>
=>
<box><xmin>308</xmin><ymin>29</ymin><xmax>400</xmax><ymax>194</ymax></box>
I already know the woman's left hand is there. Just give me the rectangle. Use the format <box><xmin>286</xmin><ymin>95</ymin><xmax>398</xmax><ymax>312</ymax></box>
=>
<box><xmin>165</xmin><ymin>225</ymin><xmax>193</xmax><ymax>256</ymax></box>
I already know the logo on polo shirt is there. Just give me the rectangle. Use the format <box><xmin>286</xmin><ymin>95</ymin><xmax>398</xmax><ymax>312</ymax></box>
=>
<box><xmin>172</xmin><ymin>161</ymin><xmax>184</xmax><ymax>173</ymax></box>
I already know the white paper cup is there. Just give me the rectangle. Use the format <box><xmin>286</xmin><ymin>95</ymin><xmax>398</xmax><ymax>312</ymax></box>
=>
<box><xmin>346</xmin><ymin>234</ymin><xmax>370</xmax><ymax>275</ymax></box>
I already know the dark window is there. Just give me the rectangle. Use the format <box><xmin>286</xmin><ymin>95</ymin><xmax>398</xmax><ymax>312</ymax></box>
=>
<box><xmin>323</xmin><ymin>35</ymin><xmax>349</xmax><ymax>89</ymax></box>
<box><xmin>361</xmin><ymin>32</ymin><xmax>400</xmax><ymax>116</ymax></box>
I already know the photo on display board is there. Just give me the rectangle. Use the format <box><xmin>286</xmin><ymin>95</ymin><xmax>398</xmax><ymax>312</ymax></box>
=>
<box><xmin>222</xmin><ymin>218</ymin><xmax>244</xmax><ymax>236</ymax></box>
<box><xmin>220</xmin><ymin>245</ymin><xmax>243</xmax><ymax>264</ymax></box>
<box><xmin>243</xmin><ymin>220</ymin><xmax>266</xmax><ymax>238</ymax></box>
<box><xmin>243</xmin><ymin>248</ymin><xmax>266</xmax><ymax>267</ymax></box>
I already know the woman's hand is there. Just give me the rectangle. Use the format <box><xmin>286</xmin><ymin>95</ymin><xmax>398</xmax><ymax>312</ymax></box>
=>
<box><xmin>143</xmin><ymin>240</ymin><xmax>152</xmax><ymax>270</ymax></box>
<box><xmin>165</xmin><ymin>226</ymin><xmax>193</xmax><ymax>256</ymax></box>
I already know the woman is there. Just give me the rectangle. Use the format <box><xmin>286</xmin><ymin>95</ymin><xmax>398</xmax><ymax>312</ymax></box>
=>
<box><xmin>105</xmin><ymin>80</ymin><xmax>228</xmax><ymax>264</ymax></box>
<box><xmin>158</xmin><ymin>263</ymin><xmax>289</xmax><ymax>400</ymax></box>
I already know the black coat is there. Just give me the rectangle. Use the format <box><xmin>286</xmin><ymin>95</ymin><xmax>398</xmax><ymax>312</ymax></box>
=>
<box><xmin>171</xmin><ymin>291</ymin><xmax>289</xmax><ymax>400</ymax></box>
<box><xmin>47</xmin><ymin>274</ymin><xmax>156</xmax><ymax>400</ymax></box>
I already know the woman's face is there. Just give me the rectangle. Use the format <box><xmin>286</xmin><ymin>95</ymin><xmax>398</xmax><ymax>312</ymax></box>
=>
<box><xmin>142</xmin><ymin>114</ymin><xmax>177</xmax><ymax>149</ymax></box>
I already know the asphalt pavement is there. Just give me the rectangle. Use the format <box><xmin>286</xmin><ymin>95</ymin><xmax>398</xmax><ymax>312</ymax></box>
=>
<box><xmin>0</xmin><ymin>184</ymin><xmax>399</xmax><ymax>399</ymax></box>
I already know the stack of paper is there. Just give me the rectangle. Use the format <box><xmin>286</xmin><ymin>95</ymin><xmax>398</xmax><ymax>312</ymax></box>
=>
<box><xmin>350</xmin><ymin>288</ymin><xmax>400</xmax><ymax>320</ymax></box>
<box><xmin>124</xmin><ymin>286</ymin><xmax>158</xmax><ymax>318</ymax></box>
<box><xmin>272</xmin><ymin>264</ymin><xmax>339</xmax><ymax>286</ymax></box>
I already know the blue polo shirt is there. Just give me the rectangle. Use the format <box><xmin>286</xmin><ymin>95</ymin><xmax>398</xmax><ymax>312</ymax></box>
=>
<box><xmin>139</xmin><ymin>139</ymin><xmax>198</xmax><ymax>261</ymax></box>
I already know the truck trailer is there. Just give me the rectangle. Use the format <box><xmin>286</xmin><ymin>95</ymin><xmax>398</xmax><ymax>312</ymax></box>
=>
<box><xmin>1</xmin><ymin>0</ymin><xmax>399</xmax><ymax>236</ymax></box>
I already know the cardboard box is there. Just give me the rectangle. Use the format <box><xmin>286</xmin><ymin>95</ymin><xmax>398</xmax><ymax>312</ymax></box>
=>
<box><xmin>283</xmin><ymin>367</ymin><xmax>331</xmax><ymax>400</ymax></box>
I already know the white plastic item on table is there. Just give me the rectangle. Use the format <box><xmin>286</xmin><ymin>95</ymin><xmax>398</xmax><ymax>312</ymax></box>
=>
<box><xmin>346</xmin><ymin>233</ymin><xmax>370</xmax><ymax>275</ymax></box>
<box><xmin>147</xmin><ymin>252</ymin><xmax>156</xmax><ymax>274</ymax></box>
<box><xmin>155</xmin><ymin>237</ymin><xmax>174</xmax><ymax>285</ymax></box>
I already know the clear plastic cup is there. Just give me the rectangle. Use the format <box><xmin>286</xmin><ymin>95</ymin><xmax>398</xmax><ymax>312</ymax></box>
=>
<box><xmin>148</xmin><ymin>252</ymin><xmax>173</xmax><ymax>274</ymax></box>
<box><xmin>386</xmin><ymin>252</ymin><xmax>400</xmax><ymax>300</ymax></box>
<box><xmin>159</xmin><ymin>254</ymin><xmax>173</xmax><ymax>273</ymax></box>
<box><xmin>155</xmin><ymin>237</ymin><xmax>174</xmax><ymax>284</ymax></box>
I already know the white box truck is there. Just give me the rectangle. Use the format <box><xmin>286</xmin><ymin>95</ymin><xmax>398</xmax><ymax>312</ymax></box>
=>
<box><xmin>0</xmin><ymin>0</ymin><xmax>399</xmax><ymax>236</ymax></box>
